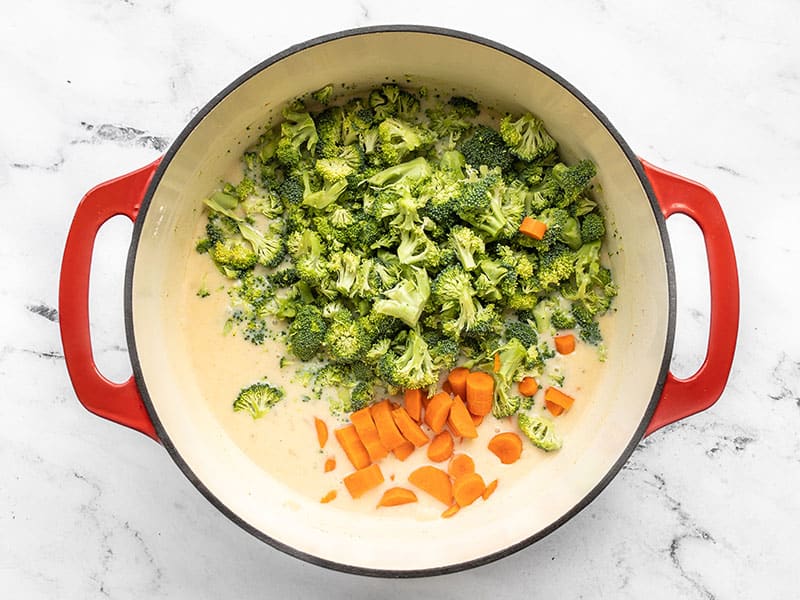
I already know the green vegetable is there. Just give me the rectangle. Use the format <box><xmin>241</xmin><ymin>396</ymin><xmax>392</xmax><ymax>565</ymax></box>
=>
<box><xmin>233</xmin><ymin>382</ymin><xmax>285</xmax><ymax>419</ymax></box>
<box><xmin>517</xmin><ymin>413</ymin><xmax>562</xmax><ymax>451</ymax></box>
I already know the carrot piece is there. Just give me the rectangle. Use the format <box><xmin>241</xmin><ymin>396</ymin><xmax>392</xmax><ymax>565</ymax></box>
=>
<box><xmin>471</xmin><ymin>413</ymin><xmax>484</xmax><ymax>427</ymax></box>
<box><xmin>447</xmin><ymin>395</ymin><xmax>478</xmax><ymax>439</ymax></box>
<box><xmin>554</xmin><ymin>334</ymin><xmax>576</xmax><ymax>355</ymax></box>
<box><xmin>441</xmin><ymin>504</ymin><xmax>460</xmax><ymax>519</ymax></box>
<box><xmin>371</xmin><ymin>399</ymin><xmax>407</xmax><ymax>451</ymax></box>
<box><xmin>424</xmin><ymin>392</ymin><xmax>454</xmax><ymax>434</ymax></box>
<box><xmin>392</xmin><ymin>406</ymin><xmax>429</xmax><ymax>447</ymax></box>
<box><xmin>493</xmin><ymin>352</ymin><xmax>501</xmax><ymax>373</ymax></box>
<box><xmin>448</xmin><ymin>453</ymin><xmax>475</xmax><ymax>479</ymax></box>
<box><xmin>482</xmin><ymin>479</ymin><xmax>498</xmax><ymax>500</ymax></box>
<box><xmin>447</xmin><ymin>367</ymin><xmax>470</xmax><ymax>400</ymax></box>
<box><xmin>453</xmin><ymin>472</ymin><xmax>486</xmax><ymax>507</ymax></box>
<box><xmin>465</xmin><ymin>371</ymin><xmax>494</xmax><ymax>417</ymax></box>
<box><xmin>545</xmin><ymin>399</ymin><xmax>565</xmax><ymax>416</ymax></box>
<box><xmin>404</xmin><ymin>388</ymin><xmax>425</xmax><ymax>422</ymax></box>
<box><xmin>488</xmin><ymin>432</ymin><xmax>523</xmax><ymax>464</ymax></box>
<box><xmin>314</xmin><ymin>417</ymin><xmax>328</xmax><ymax>449</ymax></box>
<box><xmin>518</xmin><ymin>376</ymin><xmax>539</xmax><ymax>397</ymax></box>
<box><xmin>343</xmin><ymin>463</ymin><xmax>384</xmax><ymax>499</ymax></box>
<box><xmin>320</xmin><ymin>490</ymin><xmax>337</xmax><ymax>503</ymax></box>
<box><xmin>408</xmin><ymin>465</ymin><xmax>453</xmax><ymax>505</ymax></box>
<box><xmin>519</xmin><ymin>216</ymin><xmax>548</xmax><ymax>240</ymax></box>
<box><xmin>392</xmin><ymin>439</ymin><xmax>415</xmax><ymax>461</ymax></box>
<box><xmin>427</xmin><ymin>430</ymin><xmax>455</xmax><ymax>463</ymax></box>
<box><xmin>350</xmin><ymin>406</ymin><xmax>389</xmax><ymax>462</ymax></box>
<box><xmin>545</xmin><ymin>387</ymin><xmax>575</xmax><ymax>413</ymax></box>
<box><xmin>324</xmin><ymin>457</ymin><xmax>336</xmax><ymax>472</ymax></box>
<box><xmin>377</xmin><ymin>487</ymin><xmax>418</xmax><ymax>507</ymax></box>
<box><xmin>334</xmin><ymin>425</ymin><xmax>370</xmax><ymax>470</ymax></box>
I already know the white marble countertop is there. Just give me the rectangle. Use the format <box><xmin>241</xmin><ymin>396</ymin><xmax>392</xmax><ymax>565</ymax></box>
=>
<box><xmin>2</xmin><ymin>0</ymin><xmax>797</xmax><ymax>597</ymax></box>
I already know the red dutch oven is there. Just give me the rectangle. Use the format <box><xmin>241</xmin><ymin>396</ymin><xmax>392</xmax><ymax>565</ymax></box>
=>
<box><xmin>59</xmin><ymin>26</ymin><xmax>739</xmax><ymax>576</ymax></box>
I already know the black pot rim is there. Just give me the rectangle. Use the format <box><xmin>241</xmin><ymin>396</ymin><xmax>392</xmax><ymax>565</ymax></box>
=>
<box><xmin>124</xmin><ymin>24</ymin><xmax>676</xmax><ymax>579</ymax></box>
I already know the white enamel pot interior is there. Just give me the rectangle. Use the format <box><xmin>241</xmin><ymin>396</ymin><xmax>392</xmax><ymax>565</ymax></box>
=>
<box><xmin>126</xmin><ymin>27</ymin><xmax>673</xmax><ymax>575</ymax></box>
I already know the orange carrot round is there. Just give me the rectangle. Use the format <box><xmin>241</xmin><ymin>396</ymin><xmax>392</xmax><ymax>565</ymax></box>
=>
<box><xmin>377</xmin><ymin>487</ymin><xmax>418</xmax><ymax>507</ymax></box>
<box><xmin>424</xmin><ymin>392</ymin><xmax>453</xmax><ymax>434</ymax></box>
<box><xmin>441</xmin><ymin>504</ymin><xmax>460</xmax><ymax>519</ymax></box>
<box><xmin>465</xmin><ymin>371</ymin><xmax>494</xmax><ymax>416</ymax></box>
<box><xmin>447</xmin><ymin>395</ymin><xmax>478</xmax><ymax>439</ymax></box>
<box><xmin>554</xmin><ymin>334</ymin><xmax>576</xmax><ymax>355</ymax></box>
<box><xmin>392</xmin><ymin>406</ymin><xmax>429</xmax><ymax>447</ymax></box>
<box><xmin>544</xmin><ymin>387</ymin><xmax>575</xmax><ymax>413</ymax></box>
<box><xmin>447</xmin><ymin>367</ymin><xmax>470</xmax><ymax>400</ymax></box>
<box><xmin>314</xmin><ymin>417</ymin><xmax>328</xmax><ymax>448</ymax></box>
<box><xmin>403</xmin><ymin>388</ymin><xmax>426</xmax><ymax>422</ymax></box>
<box><xmin>482</xmin><ymin>479</ymin><xmax>498</xmax><ymax>500</ymax></box>
<box><xmin>371</xmin><ymin>399</ymin><xmax>407</xmax><ymax>451</ymax></box>
<box><xmin>427</xmin><ymin>430</ymin><xmax>454</xmax><ymax>462</ymax></box>
<box><xmin>392</xmin><ymin>439</ymin><xmax>415</xmax><ymax>461</ymax></box>
<box><xmin>453</xmin><ymin>472</ymin><xmax>486</xmax><ymax>507</ymax></box>
<box><xmin>518</xmin><ymin>377</ymin><xmax>539</xmax><ymax>397</ymax></box>
<box><xmin>334</xmin><ymin>425</ymin><xmax>370</xmax><ymax>470</ymax></box>
<box><xmin>447</xmin><ymin>454</ymin><xmax>475</xmax><ymax>479</ymax></box>
<box><xmin>343</xmin><ymin>463</ymin><xmax>384</xmax><ymax>499</ymax></box>
<box><xmin>408</xmin><ymin>465</ymin><xmax>453</xmax><ymax>505</ymax></box>
<box><xmin>488</xmin><ymin>432</ymin><xmax>523</xmax><ymax>464</ymax></box>
<box><xmin>324</xmin><ymin>457</ymin><xmax>336</xmax><ymax>472</ymax></box>
<box><xmin>350</xmin><ymin>406</ymin><xmax>389</xmax><ymax>462</ymax></box>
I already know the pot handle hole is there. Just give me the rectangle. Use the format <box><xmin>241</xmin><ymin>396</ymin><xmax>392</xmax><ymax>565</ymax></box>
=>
<box><xmin>640</xmin><ymin>160</ymin><xmax>739</xmax><ymax>436</ymax></box>
<box><xmin>59</xmin><ymin>160</ymin><xmax>162</xmax><ymax>442</ymax></box>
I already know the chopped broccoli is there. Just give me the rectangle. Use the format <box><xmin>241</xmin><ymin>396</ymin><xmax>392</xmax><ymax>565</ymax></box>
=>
<box><xmin>311</xmin><ymin>83</ymin><xmax>334</xmax><ymax>105</ymax></box>
<box><xmin>499</xmin><ymin>113</ymin><xmax>558</xmax><ymax>162</ymax></box>
<box><xmin>581</xmin><ymin>212</ymin><xmax>606</xmax><ymax>242</ymax></box>
<box><xmin>238</xmin><ymin>221</ymin><xmax>285</xmax><ymax>268</ymax></box>
<box><xmin>287</xmin><ymin>304</ymin><xmax>327</xmax><ymax>361</ymax></box>
<box><xmin>373</xmin><ymin>267</ymin><xmax>431</xmax><ymax>328</ymax></box>
<box><xmin>449</xmin><ymin>225</ymin><xmax>485</xmax><ymax>271</ymax></box>
<box><xmin>459</xmin><ymin>125</ymin><xmax>513</xmax><ymax>172</ymax></box>
<box><xmin>517</xmin><ymin>413</ymin><xmax>562</xmax><ymax>451</ymax></box>
<box><xmin>551</xmin><ymin>159</ymin><xmax>597</xmax><ymax>206</ymax></box>
<box><xmin>377</xmin><ymin>328</ymin><xmax>438</xmax><ymax>390</ymax></box>
<box><xmin>233</xmin><ymin>382</ymin><xmax>285</xmax><ymax>419</ymax></box>
<box><xmin>276</xmin><ymin>107</ymin><xmax>318</xmax><ymax>166</ymax></box>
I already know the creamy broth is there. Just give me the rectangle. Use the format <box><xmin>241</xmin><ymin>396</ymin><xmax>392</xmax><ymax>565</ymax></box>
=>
<box><xmin>180</xmin><ymin>238</ymin><xmax>610</xmax><ymax>515</ymax></box>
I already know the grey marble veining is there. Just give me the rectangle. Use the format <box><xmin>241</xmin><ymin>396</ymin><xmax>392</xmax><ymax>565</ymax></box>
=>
<box><xmin>2</xmin><ymin>0</ymin><xmax>798</xmax><ymax>597</ymax></box>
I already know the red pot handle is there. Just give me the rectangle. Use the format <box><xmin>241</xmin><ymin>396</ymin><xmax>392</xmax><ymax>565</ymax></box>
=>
<box><xmin>640</xmin><ymin>160</ymin><xmax>739</xmax><ymax>436</ymax></box>
<box><xmin>59</xmin><ymin>160</ymin><xmax>161</xmax><ymax>442</ymax></box>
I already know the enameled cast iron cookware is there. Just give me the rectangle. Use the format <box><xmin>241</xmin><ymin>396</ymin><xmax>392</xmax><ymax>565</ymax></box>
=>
<box><xmin>59</xmin><ymin>26</ymin><xmax>739</xmax><ymax>576</ymax></box>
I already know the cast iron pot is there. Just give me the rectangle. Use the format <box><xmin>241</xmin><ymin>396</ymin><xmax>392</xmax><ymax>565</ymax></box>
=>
<box><xmin>59</xmin><ymin>26</ymin><xmax>739</xmax><ymax>576</ymax></box>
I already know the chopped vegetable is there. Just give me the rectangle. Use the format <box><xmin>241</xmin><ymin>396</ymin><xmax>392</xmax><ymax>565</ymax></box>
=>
<box><xmin>403</xmin><ymin>388</ymin><xmax>425</xmax><ymax>422</ymax></box>
<box><xmin>519</xmin><ymin>216</ymin><xmax>548</xmax><ymax>240</ymax></box>
<box><xmin>427</xmin><ymin>430</ymin><xmax>455</xmax><ymax>463</ymax></box>
<box><xmin>482</xmin><ymin>479</ymin><xmax>499</xmax><ymax>500</ymax></box>
<box><xmin>320</xmin><ymin>490</ymin><xmax>337</xmax><ymax>503</ymax></box>
<box><xmin>517</xmin><ymin>414</ymin><xmax>562</xmax><ymax>451</ymax></box>
<box><xmin>448</xmin><ymin>454</ymin><xmax>476</xmax><ymax>479</ymax></box>
<box><xmin>314</xmin><ymin>417</ymin><xmax>328</xmax><ymax>448</ymax></box>
<box><xmin>488</xmin><ymin>432</ymin><xmax>523</xmax><ymax>464</ymax></box>
<box><xmin>446</xmin><ymin>395</ymin><xmax>478</xmax><ymax>439</ymax></box>
<box><xmin>424</xmin><ymin>391</ymin><xmax>453</xmax><ymax>434</ymax></box>
<box><xmin>441</xmin><ymin>504</ymin><xmax>461</xmax><ymax>519</ymax></box>
<box><xmin>392</xmin><ymin>440</ymin><xmax>415</xmax><ymax>461</ymax></box>
<box><xmin>465</xmin><ymin>371</ymin><xmax>494</xmax><ymax>417</ymax></box>
<box><xmin>324</xmin><ymin>457</ymin><xmax>336</xmax><ymax>472</ymax></box>
<box><xmin>377</xmin><ymin>487</ymin><xmax>418</xmax><ymax>507</ymax></box>
<box><xmin>408</xmin><ymin>465</ymin><xmax>453</xmax><ymax>505</ymax></box>
<box><xmin>344</xmin><ymin>463</ymin><xmax>385</xmax><ymax>499</ymax></box>
<box><xmin>392</xmin><ymin>406</ymin><xmax>429</xmax><ymax>447</ymax></box>
<box><xmin>544</xmin><ymin>387</ymin><xmax>575</xmax><ymax>413</ymax></box>
<box><xmin>554</xmin><ymin>334</ymin><xmax>576</xmax><ymax>355</ymax></box>
<box><xmin>350</xmin><ymin>406</ymin><xmax>389</xmax><ymax>462</ymax></box>
<box><xmin>453</xmin><ymin>472</ymin><xmax>487</xmax><ymax>507</ymax></box>
<box><xmin>447</xmin><ymin>367</ymin><xmax>470</xmax><ymax>402</ymax></box>
<box><xmin>334</xmin><ymin>424</ymin><xmax>371</xmax><ymax>470</ymax></box>
<box><xmin>518</xmin><ymin>377</ymin><xmax>539</xmax><ymax>397</ymax></box>
<box><xmin>370</xmin><ymin>399</ymin><xmax>408</xmax><ymax>451</ymax></box>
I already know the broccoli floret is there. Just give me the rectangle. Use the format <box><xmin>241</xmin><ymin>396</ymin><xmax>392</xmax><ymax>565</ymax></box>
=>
<box><xmin>276</xmin><ymin>107</ymin><xmax>318</xmax><ymax>166</ymax></box>
<box><xmin>397</xmin><ymin>226</ymin><xmax>441</xmax><ymax>268</ymax></box>
<box><xmin>366</xmin><ymin>156</ymin><xmax>433</xmax><ymax>189</ymax></box>
<box><xmin>328</xmin><ymin>250</ymin><xmax>361</xmax><ymax>296</ymax></box>
<box><xmin>211</xmin><ymin>240</ymin><xmax>257</xmax><ymax>274</ymax></box>
<box><xmin>314</xmin><ymin>106</ymin><xmax>344</xmax><ymax>159</ymax></box>
<box><xmin>489</xmin><ymin>338</ymin><xmax>528</xmax><ymax>418</ymax></box>
<box><xmin>537</xmin><ymin>243</ymin><xmax>575</xmax><ymax>289</ymax></box>
<box><xmin>459</xmin><ymin>125</ymin><xmax>513</xmax><ymax>172</ymax></box>
<box><xmin>499</xmin><ymin>113</ymin><xmax>558</xmax><ymax>162</ymax></box>
<box><xmin>431</xmin><ymin>265</ymin><xmax>482</xmax><ymax>338</ymax></box>
<box><xmin>311</xmin><ymin>83</ymin><xmax>334</xmax><ymax>105</ymax></box>
<box><xmin>276</xmin><ymin>175</ymin><xmax>305</xmax><ymax>205</ymax></box>
<box><xmin>581</xmin><ymin>212</ymin><xmax>606</xmax><ymax>242</ymax></box>
<box><xmin>376</xmin><ymin>118</ymin><xmax>433</xmax><ymax>165</ymax></box>
<box><xmin>237</xmin><ymin>221</ymin><xmax>285</xmax><ymax>268</ymax></box>
<box><xmin>505</xmin><ymin>320</ymin><xmax>538</xmax><ymax>348</ymax></box>
<box><xmin>448</xmin><ymin>225</ymin><xmax>485</xmax><ymax>271</ymax></box>
<box><xmin>377</xmin><ymin>328</ymin><xmax>438</xmax><ymax>389</ymax></box>
<box><xmin>455</xmin><ymin>171</ymin><xmax>508</xmax><ymax>240</ymax></box>
<box><xmin>349</xmin><ymin>380</ymin><xmax>374</xmax><ymax>412</ymax></box>
<box><xmin>232</xmin><ymin>382</ymin><xmax>285</xmax><ymax>419</ymax></box>
<box><xmin>551</xmin><ymin>160</ymin><xmax>597</xmax><ymax>206</ymax></box>
<box><xmin>373</xmin><ymin>267</ymin><xmax>431</xmax><ymax>328</ymax></box>
<box><xmin>287</xmin><ymin>305</ymin><xmax>327</xmax><ymax>361</ymax></box>
<box><xmin>324</xmin><ymin>311</ymin><xmax>371</xmax><ymax>364</ymax></box>
<box><xmin>302</xmin><ymin>173</ymin><xmax>348</xmax><ymax>209</ymax></box>
<box><xmin>315</xmin><ymin>157</ymin><xmax>355</xmax><ymax>183</ymax></box>
<box><xmin>267</xmin><ymin>268</ymin><xmax>300</xmax><ymax>287</ymax></box>
<box><xmin>517</xmin><ymin>413</ymin><xmax>562</xmax><ymax>451</ymax></box>
<box><xmin>448</xmin><ymin>96</ymin><xmax>479</xmax><ymax>118</ymax></box>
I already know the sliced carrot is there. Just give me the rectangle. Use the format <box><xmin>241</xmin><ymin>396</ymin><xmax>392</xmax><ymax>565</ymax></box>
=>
<box><xmin>408</xmin><ymin>465</ymin><xmax>453</xmax><ymax>505</ymax></box>
<box><xmin>392</xmin><ymin>439</ymin><xmax>415</xmax><ymax>461</ymax></box>
<box><xmin>392</xmin><ymin>406</ymin><xmax>429</xmax><ymax>447</ymax></box>
<box><xmin>447</xmin><ymin>395</ymin><xmax>478</xmax><ymax>439</ymax></box>
<box><xmin>343</xmin><ymin>463</ymin><xmax>384</xmax><ymax>499</ymax></box>
<box><xmin>448</xmin><ymin>453</ymin><xmax>475</xmax><ymax>479</ymax></box>
<box><xmin>441</xmin><ymin>504</ymin><xmax>460</xmax><ymax>519</ymax></box>
<box><xmin>427</xmin><ymin>430</ymin><xmax>455</xmax><ymax>462</ymax></box>
<box><xmin>518</xmin><ymin>376</ymin><xmax>539</xmax><ymax>397</ymax></box>
<box><xmin>377</xmin><ymin>487</ymin><xmax>418</xmax><ymax>507</ymax></box>
<box><xmin>424</xmin><ymin>391</ymin><xmax>453</xmax><ymax>434</ymax></box>
<box><xmin>519</xmin><ymin>216</ymin><xmax>548</xmax><ymax>240</ymax></box>
<box><xmin>324</xmin><ymin>457</ymin><xmax>336</xmax><ymax>472</ymax></box>
<box><xmin>471</xmin><ymin>413</ymin><xmax>484</xmax><ymax>427</ymax></box>
<box><xmin>493</xmin><ymin>352</ymin><xmax>501</xmax><ymax>373</ymax></box>
<box><xmin>488</xmin><ymin>432</ymin><xmax>523</xmax><ymax>464</ymax></box>
<box><xmin>545</xmin><ymin>399</ymin><xmax>565</xmax><ymax>416</ymax></box>
<box><xmin>314</xmin><ymin>417</ymin><xmax>328</xmax><ymax>449</ymax></box>
<box><xmin>350</xmin><ymin>406</ymin><xmax>389</xmax><ymax>462</ymax></box>
<box><xmin>371</xmin><ymin>399</ymin><xmax>407</xmax><ymax>451</ymax></box>
<box><xmin>554</xmin><ymin>334</ymin><xmax>576</xmax><ymax>355</ymax></box>
<box><xmin>465</xmin><ymin>371</ymin><xmax>494</xmax><ymax>417</ymax></box>
<box><xmin>447</xmin><ymin>367</ymin><xmax>470</xmax><ymax>400</ymax></box>
<box><xmin>453</xmin><ymin>472</ymin><xmax>486</xmax><ymax>507</ymax></box>
<box><xmin>320</xmin><ymin>490</ymin><xmax>337</xmax><ymax>503</ymax></box>
<box><xmin>334</xmin><ymin>425</ymin><xmax>370</xmax><ymax>470</ymax></box>
<box><xmin>482</xmin><ymin>479</ymin><xmax>498</xmax><ymax>500</ymax></box>
<box><xmin>545</xmin><ymin>386</ymin><xmax>575</xmax><ymax>413</ymax></box>
<box><xmin>404</xmin><ymin>388</ymin><xmax>425</xmax><ymax>422</ymax></box>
